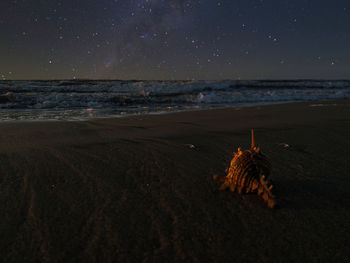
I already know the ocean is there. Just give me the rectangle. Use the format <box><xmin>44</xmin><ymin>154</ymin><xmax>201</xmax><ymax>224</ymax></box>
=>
<box><xmin>0</xmin><ymin>79</ymin><xmax>349</xmax><ymax>121</ymax></box>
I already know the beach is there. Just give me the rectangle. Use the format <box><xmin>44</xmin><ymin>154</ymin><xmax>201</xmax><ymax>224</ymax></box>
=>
<box><xmin>1</xmin><ymin>99</ymin><xmax>350</xmax><ymax>262</ymax></box>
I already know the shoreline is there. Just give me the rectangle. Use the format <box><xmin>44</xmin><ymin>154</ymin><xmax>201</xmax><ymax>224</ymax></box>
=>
<box><xmin>1</xmin><ymin>99</ymin><xmax>350</xmax><ymax>262</ymax></box>
<box><xmin>0</xmin><ymin>98</ymin><xmax>347</xmax><ymax>124</ymax></box>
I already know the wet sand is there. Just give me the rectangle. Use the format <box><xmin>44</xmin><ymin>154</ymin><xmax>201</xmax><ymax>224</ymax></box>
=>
<box><xmin>1</xmin><ymin>100</ymin><xmax>350</xmax><ymax>262</ymax></box>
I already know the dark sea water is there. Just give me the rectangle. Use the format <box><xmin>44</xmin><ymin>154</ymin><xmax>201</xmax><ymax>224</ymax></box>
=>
<box><xmin>0</xmin><ymin>80</ymin><xmax>349</xmax><ymax>121</ymax></box>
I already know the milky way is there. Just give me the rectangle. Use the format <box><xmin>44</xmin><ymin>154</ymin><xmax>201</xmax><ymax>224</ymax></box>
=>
<box><xmin>104</xmin><ymin>0</ymin><xmax>198</xmax><ymax>71</ymax></box>
<box><xmin>0</xmin><ymin>0</ymin><xmax>349</xmax><ymax>80</ymax></box>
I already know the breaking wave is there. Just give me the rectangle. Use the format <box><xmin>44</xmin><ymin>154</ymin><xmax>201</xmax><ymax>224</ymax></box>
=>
<box><xmin>0</xmin><ymin>80</ymin><xmax>349</xmax><ymax>121</ymax></box>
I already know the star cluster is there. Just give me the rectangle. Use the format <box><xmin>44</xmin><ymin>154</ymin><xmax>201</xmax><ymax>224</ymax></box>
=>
<box><xmin>0</xmin><ymin>0</ymin><xmax>349</xmax><ymax>80</ymax></box>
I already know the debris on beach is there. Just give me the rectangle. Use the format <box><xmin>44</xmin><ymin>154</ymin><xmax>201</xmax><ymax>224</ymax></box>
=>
<box><xmin>214</xmin><ymin>129</ymin><xmax>277</xmax><ymax>208</ymax></box>
<box><xmin>279</xmin><ymin>143</ymin><xmax>290</xmax><ymax>148</ymax></box>
<box><xmin>186</xmin><ymin>144</ymin><xmax>196</xmax><ymax>149</ymax></box>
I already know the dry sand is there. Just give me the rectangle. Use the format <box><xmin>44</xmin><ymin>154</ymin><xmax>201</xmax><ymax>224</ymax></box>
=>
<box><xmin>1</xmin><ymin>100</ymin><xmax>350</xmax><ymax>262</ymax></box>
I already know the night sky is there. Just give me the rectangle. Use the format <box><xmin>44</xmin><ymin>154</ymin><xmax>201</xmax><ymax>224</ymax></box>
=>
<box><xmin>1</xmin><ymin>0</ymin><xmax>349</xmax><ymax>80</ymax></box>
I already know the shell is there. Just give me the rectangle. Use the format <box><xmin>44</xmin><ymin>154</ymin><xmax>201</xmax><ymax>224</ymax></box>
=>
<box><xmin>214</xmin><ymin>130</ymin><xmax>277</xmax><ymax>208</ymax></box>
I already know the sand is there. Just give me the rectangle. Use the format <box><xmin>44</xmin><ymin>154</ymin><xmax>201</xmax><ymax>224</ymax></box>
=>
<box><xmin>1</xmin><ymin>100</ymin><xmax>350</xmax><ymax>262</ymax></box>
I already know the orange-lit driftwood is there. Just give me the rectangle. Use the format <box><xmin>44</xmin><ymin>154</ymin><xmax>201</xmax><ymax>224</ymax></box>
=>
<box><xmin>214</xmin><ymin>130</ymin><xmax>277</xmax><ymax>208</ymax></box>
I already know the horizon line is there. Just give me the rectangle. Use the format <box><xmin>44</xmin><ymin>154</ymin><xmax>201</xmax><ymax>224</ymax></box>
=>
<box><xmin>1</xmin><ymin>78</ymin><xmax>350</xmax><ymax>82</ymax></box>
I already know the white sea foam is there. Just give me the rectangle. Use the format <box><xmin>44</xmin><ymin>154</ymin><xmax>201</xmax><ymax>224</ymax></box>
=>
<box><xmin>0</xmin><ymin>80</ymin><xmax>349</xmax><ymax>121</ymax></box>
